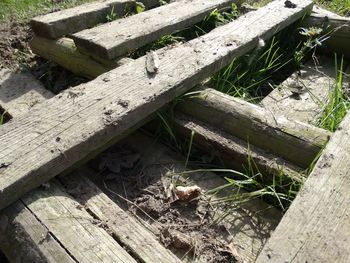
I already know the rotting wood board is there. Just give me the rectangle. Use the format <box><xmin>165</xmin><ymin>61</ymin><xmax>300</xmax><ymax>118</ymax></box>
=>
<box><xmin>31</xmin><ymin>0</ymin><xmax>159</xmax><ymax>39</ymax></box>
<box><xmin>72</xmin><ymin>0</ymin><xmax>239</xmax><ymax>60</ymax></box>
<box><xmin>0</xmin><ymin>71</ymin><xmax>179</xmax><ymax>263</ymax></box>
<box><xmin>177</xmin><ymin>87</ymin><xmax>330</xmax><ymax>168</ymax></box>
<box><xmin>256</xmin><ymin>107</ymin><xmax>350</xmax><ymax>263</ymax></box>
<box><xmin>172</xmin><ymin>112</ymin><xmax>304</xmax><ymax>182</ymax></box>
<box><xmin>0</xmin><ymin>0</ymin><xmax>313</xmax><ymax>210</ymax></box>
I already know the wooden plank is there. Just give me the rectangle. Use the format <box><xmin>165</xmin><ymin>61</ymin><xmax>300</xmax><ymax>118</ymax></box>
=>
<box><xmin>29</xmin><ymin>37</ymin><xmax>131</xmax><ymax>79</ymax></box>
<box><xmin>0</xmin><ymin>0</ymin><xmax>313</xmax><ymax>210</ymax></box>
<box><xmin>59</xmin><ymin>171</ymin><xmax>181</xmax><ymax>263</ymax></box>
<box><xmin>302</xmin><ymin>6</ymin><xmax>350</xmax><ymax>57</ymax></box>
<box><xmin>72</xmin><ymin>0</ymin><xmax>238</xmax><ymax>60</ymax></box>
<box><xmin>0</xmin><ymin>200</ymin><xmax>76</xmax><ymax>263</ymax></box>
<box><xmin>21</xmin><ymin>180</ymin><xmax>137</xmax><ymax>263</ymax></box>
<box><xmin>173</xmin><ymin>112</ymin><xmax>304</xmax><ymax>182</ymax></box>
<box><xmin>0</xmin><ymin>69</ymin><xmax>54</xmax><ymax>118</ymax></box>
<box><xmin>261</xmin><ymin>57</ymin><xmax>337</xmax><ymax>125</ymax></box>
<box><xmin>91</xmin><ymin>131</ymin><xmax>282</xmax><ymax>262</ymax></box>
<box><xmin>31</xmin><ymin>0</ymin><xmax>159</xmax><ymax>39</ymax></box>
<box><xmin>0</xmin><ymin>72</ymin><xmax>179</xmax><ymax>263</ymax></box>
<box><xmin>177</xmin><ymin>87</ymin><xmax>330</xmax><ymax>168</ymax></box>
<box><xmin>256</xmin><ymin>110</ymin><xmax>350</xmax><ymax>263</ymax></box>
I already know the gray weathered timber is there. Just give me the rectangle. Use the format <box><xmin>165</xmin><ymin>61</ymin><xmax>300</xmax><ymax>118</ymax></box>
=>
<box><xmin>0</xmin><ymin>0</ymin><xmax>313</xmax><ymax>210</ymax></box>
<box><xmin>31</xmin><ymin>0</ymin><xmax>159</xmax><ymax>39</ymax></box>
<box><xmin>0</xmin><ymin>72</ymin><xmax>177</xmax><ymax>262</ymax></box>
<box><xmin>0</xmin><ymin>201</ymin><xmax>76</xmax><ymax>263</ymax></box>
<box><xmin>261</xmin><ymin>57</ymin><xmax>338</xmax><ymax>125</ymax></box>
<box><xmin>173</xmin><ymin>113</ymin><xmax>304</xmax><ymax>182</ymax></box>
<box><xmin>59</xmin><ymin>171</ymin><xmax>181</xmax><ymax>263</ymax></box>
<box><xmin>302</xmin><ymin>6</ymin><xmax>350</xmax><ymax>57</ymax></box>
<box><xmin>72</xmin><ymin>0</ymin><xmax>238</xmax><ymax>60</ymax></box>
<box><xmin>0</xmin><ymin>69</ymin><xmax>54</xmax><ymax>118</ymax></box>
<box><xmin>22</xmin><ymin>180</ymin><xmax>137</xmax><ymax>263</ymax></box>
<box><xmin>177</xmin><ymin>87</ymin><xmax>330</xmax><ymax>168</ymax></box>
<box><xmin>95</xmin><ymin>131</ymin><xmax>282</xmax><ymax>262</ymax></box>
<box><xmin>29</xmin><ymin>37</ymin><xmax>131</xmax><ymax>79</ymax></box>
<box><xmin>256</xmin><ymin>111</ymin><xmax>350</xmax><ymax>263</ymax></box>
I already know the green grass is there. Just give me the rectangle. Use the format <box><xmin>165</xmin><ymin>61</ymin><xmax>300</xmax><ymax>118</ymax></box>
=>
<box><xmin>318</xmin><ymin>55</ymin><xmax>350</xmax><ymax>132</ymax></box>
<box><xmin>0</xmin><ymin>0</ymin><xmax>95</xmax><ymax>22</ymax></box>
<box><xmin>315</xmin><ymin>0</ymin><xmax>350</xmax><ymax>16</ymax></box>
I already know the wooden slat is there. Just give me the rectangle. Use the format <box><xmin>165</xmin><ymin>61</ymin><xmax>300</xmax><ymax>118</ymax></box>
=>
<box><xmin>0</xmin><ymin>0</ymin><xmax>313</xmax><ymax>210</ymax></box>
<box><xmin>261</xmin><ymin>57</ymin><xmax>338</xmax><ymax>125</ymax></box>
<box><xmin>59</xmin><ymin>171</ymin><xmax>181</xmax><ymax>263</ymax></box>
<box><xmin>256</xmin><ymin>110</ymin><xmax>350</xmax><ymax>262</ymax></box>
<box><xmin>29</xmin><ymin>37</ymin><xmax>132</xmax><ymax>79</ymax></box>
<box><xmin>173</xmin><ymin>112</ymin><xmax>304</xmax><ymax>182</ymax></box>
<box><xmin>31</xmin><ymin>0</ymin><xmax>159</xmax><ymax>39</ymax></box>
<box><xmin>177</xmin><ymin>87</ymin><xmax>330</xmax><ymax>168</ymax></box>
<box><xmin>0</xmin><ymin>69</ymin><xmax>54</xmax><ymax>118</ymax></box>
<box><xmin>21</xmin><ymin>180</ymin><xmax>137</xmax><ymax>263</ymax></box>
<box><xmin>0</xmin><ymin>69</ymin><xmax>178</xmax><ymax>262</ymax></box>
<box><xmin>0</xmin><ymin>200</ymin><xmax>76</xmax><ymax>263</ymax></box>
<box><xmin>72</xmin><ymin>0</ymin><xmax>238</xmax><ymax>60</ymax></box>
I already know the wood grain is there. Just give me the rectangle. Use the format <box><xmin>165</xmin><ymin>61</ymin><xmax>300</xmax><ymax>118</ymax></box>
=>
<box><xmin>72</xmin><ymin>0</ymin><xmax>238</xmax><ymax>59</ymax></box>
<box><xmin>31</xmin><ymin>0</ymin><xmax>159</xmax><ymax>39</ymax></box>
<box><xmin>261</xmin><ymin>56</ymin><xmax>338</xmax><ymax>125</ymax></box>
<box><xmin>177</xmin><ymin>87</ymin><xmax>330</xmax><ymax>168</ymax></box>
<box><xmin>256</xmin><ymin>110</ymin><xmax>350</xmax><ymax>263</ymax></box>
<box><xmin>0</xmin><ymin>0</ymin><xmax>313</xmax><ymax>210</ymax></box>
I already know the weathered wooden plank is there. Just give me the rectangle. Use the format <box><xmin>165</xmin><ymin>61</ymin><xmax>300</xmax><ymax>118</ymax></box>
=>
<box><xmin>261</xmin><ymin>57</ymin><xmax>337</xmax><ymax>125</ymax></box>
<box><xmin>0</xmin><ymin>72</ymin><xmax>179</xmax><ymax>263</ymax></box>
<box><xmin>173</xmin><ymin>112</ymin><xmax>304</xmax><ymax>182</ymax></box>
<box><xmin>302</xmin><ymin>6</ymin><xmax>350</xmax><ymax>57</ymax></box>
<box><xmin>59</xmin><ymin>170</ymin><xmax>181</xmax><ymax>263</ymax></box>
<box><xmin>0</xmin><ymin>69</ymin><xmax>54</xmax><ymax>118</ymax></box>
<box><xmin>21</xmin><ymin>180</ymin><xmax>137</xmax><ymax>263</ymax></box>
<box><xmin>0</xmin><ymin>0</ymin><xmax>313</xmax><ymax>210</ymax></box>
<box><xmin>29</xmin><ymin>37</ymin><xmax>131</xmax><ymax>79</ymax></box>
<box><xmin>31</xmin><ymin>0</ymin><xmax>159</xmax><ymax>39</ymax></box>
<box><xmin>256</xmin><ymin>110</ymin><xmax>350</xmax><ymax>263</ymax></box>
<box><xmin>0</xmin><ymin>200</ymin><xmax>76</xmax><ymax>263</ymax></box>
<box><xmin>72</xmin><ymin>0</ymin><xmax>238</xmax><ymax>60</ymax></box>
<box><xmin>91</xmin><ymin>131</ymin><xmax>282</xmax><ymax>262</ymax></box>
<box><xmin>177</xmin><ymin>87</ymin><xmax>330</xmax><ymax>168</ymax></box>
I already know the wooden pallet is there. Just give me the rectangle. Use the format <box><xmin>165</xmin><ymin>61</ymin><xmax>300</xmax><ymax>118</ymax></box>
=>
<box><xmin>1</xmin><ymin>0</ymin><xmax>350</xmax><ymax>261</ymax></box>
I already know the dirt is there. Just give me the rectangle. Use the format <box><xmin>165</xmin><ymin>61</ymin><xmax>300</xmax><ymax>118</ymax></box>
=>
<box><xmin>86</xmin><ymin>139</ymin><xmax>242</xmax><ymax>263</ymax></box>
<box><xmin>0</xmin><ymin>21</ymin><xmax>87</xmax><ymax>94</ymax></box>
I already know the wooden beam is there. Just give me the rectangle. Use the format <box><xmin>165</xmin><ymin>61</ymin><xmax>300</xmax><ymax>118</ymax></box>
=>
<box><xmin>177</xmin><ymin>87</ymin><xmax>330</xmax><ymax>168</ymax></box>
<box><xmin>29</xmin><ymin>37</ymin><xmax>131</xmax><ymax>79</ymax></box>
<box><xmin>72</xmin><ymin>0</ymin><xmax>238</xmax><ymax>60</ymax></box>
<box><xmin>31</xmin><ymin>0</ymin><xmax>160</xmax><ymax>39</ymax></box>
<box><xmin>59</xmin><ymin>171</ymin><xmax>181</xmax><ymax>263</ymax></box>
<box><xmin>256</xmin><ymin>110</ymin><xmax>350</xmax><ymax>262</ymax></box>
<box><xmin>0</xmin><ymin>0</ymin><xmax>313</xmax><ymax>210</ymax></box>
<box><xmin>0</xmin><ymin>200</ymin><xmax>76</xmax><ymax>263</ymax></box>
<box><xmin>173</xmin><ymin>112</ymin><xmax>304</xmax><ymax>182</ymax></box>
<box><xmin>261</xmin><ymin>56</ymin><xmax>338</xmax><ymax>125</ymax></box>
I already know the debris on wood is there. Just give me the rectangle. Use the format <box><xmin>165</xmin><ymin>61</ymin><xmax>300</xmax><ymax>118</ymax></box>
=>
<box><xmin>175</xmin><ymin>185</ymin><xmax>202</xmax><ymax>202</ymax></box>
<box><xmin>146</xmin><ymin>51</ymin><xmax>159</xmax><ymax>74</ymax></box>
